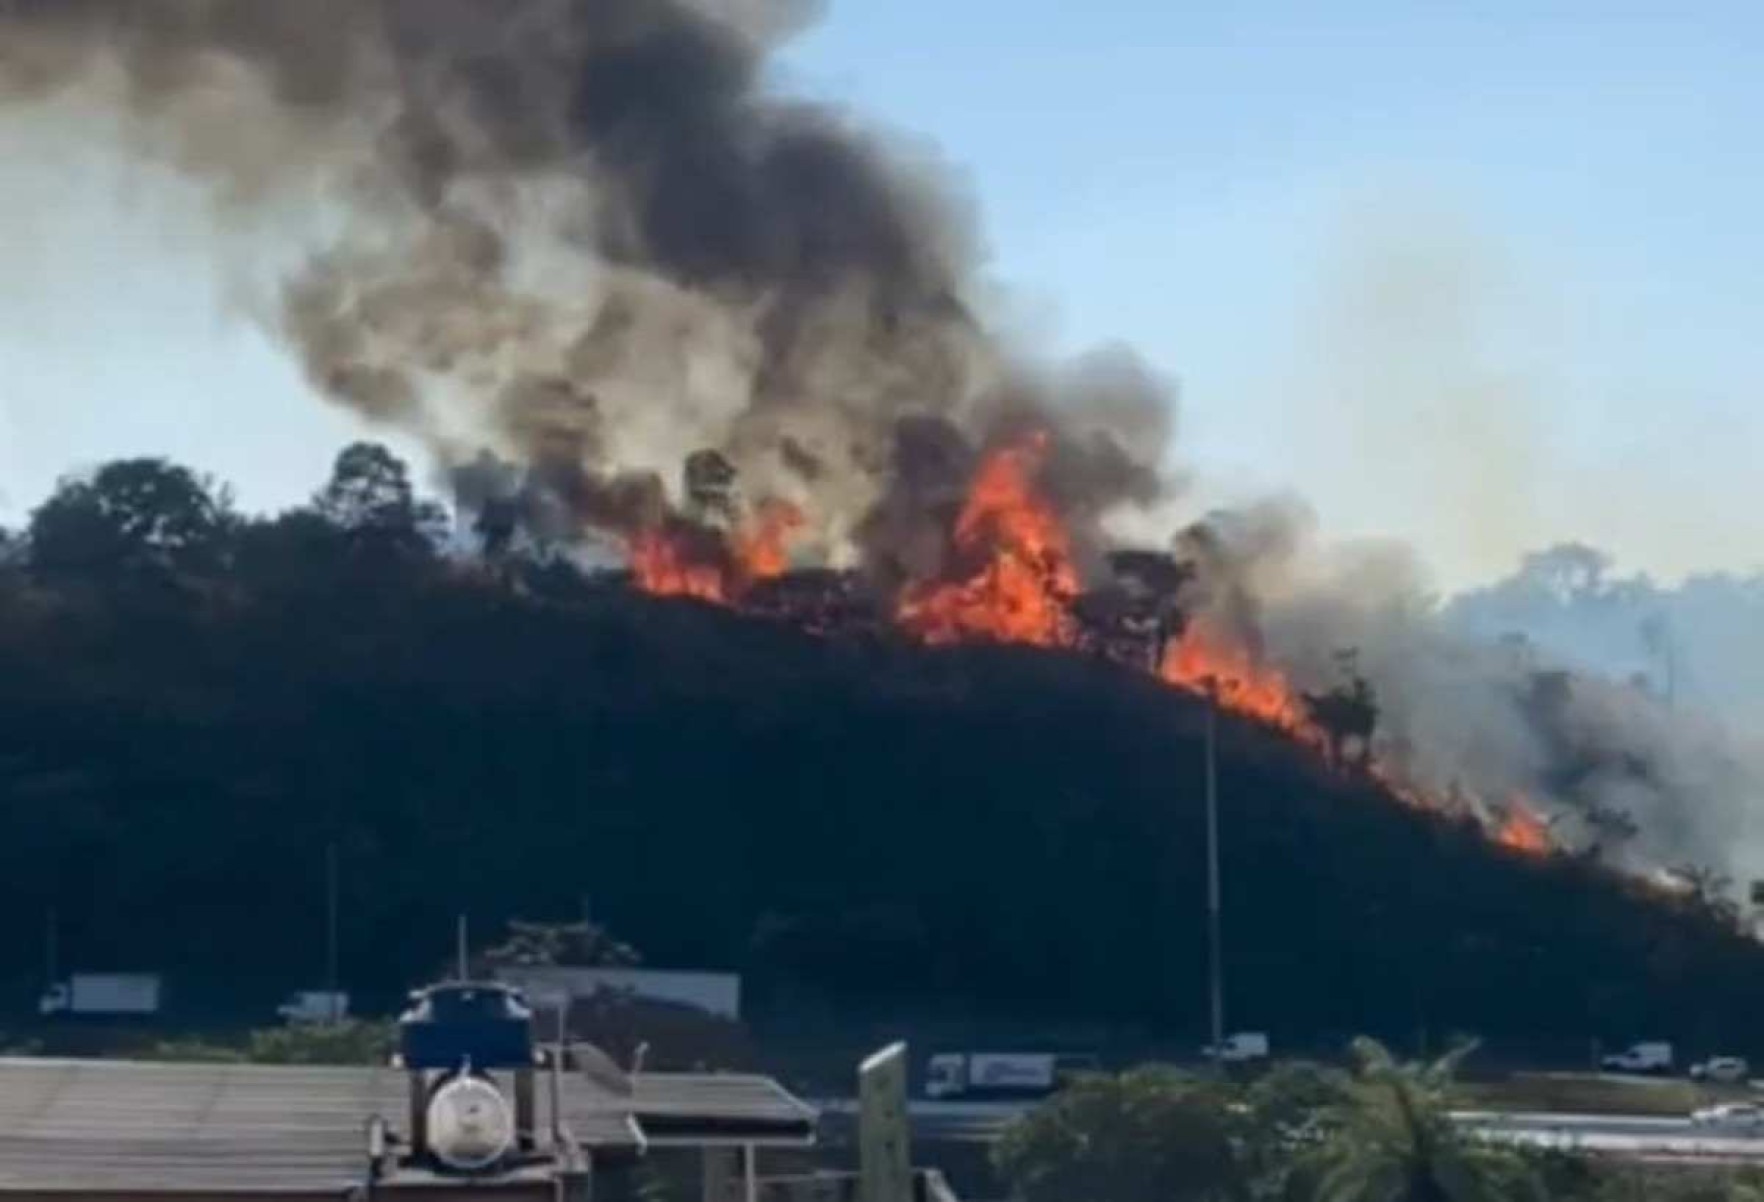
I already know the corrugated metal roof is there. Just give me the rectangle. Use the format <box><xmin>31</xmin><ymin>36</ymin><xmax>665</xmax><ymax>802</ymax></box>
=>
<box><xmin>0</xmin><ymin>1060</ymin><xmax>388</xmax><ymax>1192</ymax></box>
<box><xmin>630</xmin><ymin>1074</ymin><xmax>816</xmax><ymax>1142</ymax></box>
<box><xmin>0</xmin><ymin>1058</ymin><xmax>813</xmax><ymax>1192</ymax></box>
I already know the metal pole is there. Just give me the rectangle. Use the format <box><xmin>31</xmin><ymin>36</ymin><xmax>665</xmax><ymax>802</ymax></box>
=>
<box><xmin>1204</xmin><ymin>687</ymin><xmax>1225</xmax><ymax>1070</ymax></box>
<box><xmin>456</xmin><ymin>914</ymin><xmax>469</xmax><ymax>980</ymax></box>
<box><xmin>44</xmin><ymin>907</ymin><xmax>58</xmax><ymax>988</ymax></box>
<box><xmin>1665</xmin><ymin>633</ymin><xmax>1677</xmax><ymax>710</ymax></box>
<box><xmin>325</xmin><ymin>842</ymin><xmax>341</xmax><ymax>1023</ymax></box>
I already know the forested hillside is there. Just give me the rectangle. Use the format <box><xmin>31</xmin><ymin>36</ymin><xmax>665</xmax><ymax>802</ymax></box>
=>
<box><xmin>2</xmin><ymin>447</ymin><xmax>1762</xmax><ymax>1051</ymax></box>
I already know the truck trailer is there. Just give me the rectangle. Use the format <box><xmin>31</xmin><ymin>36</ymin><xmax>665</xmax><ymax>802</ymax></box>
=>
<box><xmin>924</xmin><ymin>1051</ymin><xmax>1099</xmax><ymax>1100</ymax></box>
<box><xmin>38</xmin><ymin>973</ymin><xmax>163</xmax><ymax>1018</ymax></box>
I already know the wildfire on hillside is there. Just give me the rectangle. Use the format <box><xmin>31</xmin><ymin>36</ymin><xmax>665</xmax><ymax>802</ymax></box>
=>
<box><xmin>897</xmin><ymin>433</ymin><xmax>1080</xmax><ymax>647</ymax></box>
<box><xmin>1496</xmin><ymin>797</ymin><xmax>1553</xmax><ymax>857</ymax></box>
<box><xmin>1159</xmin><ymin>624</ymin><xmax>1320</xmax><ymax>743</ymax></box>
<box><xmin>622</xmin><ymin>432</ymin><xmax>1562</xmax><ymax>861</ymax></box>
<box><xmin>628</xmin><ymin>499</ymin><xmax>806</xmax><ymax>603</ymax></box>
<box><xmin>628</xmin><ymin>532</ymin><xmax>728</xmax><ymax>602</ymax></box>
<box><xmin>734</xmin><ymin>499</ymin><xmax>806</xmax><ymax>583</ymax></box>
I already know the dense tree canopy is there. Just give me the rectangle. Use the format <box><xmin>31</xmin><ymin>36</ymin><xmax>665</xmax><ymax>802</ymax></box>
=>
<box><xmin>2</xmin><ymin>449</ymin><xmax>1764</xmax><ymax>1056</ymax></box>
<box><xmin>995</xmin><ymin>1046</ymin><xmax>1764</xmax><ymax>1202</ymax></box>
<box><xmin>26</xmin><ymin>459</ymin><xmax>234</xmax><ymax>586</ymax></box>
<box><xmin>995</xmin><ymin>1066</ymin><xmax>1246</xmax><ymax>1202</ymax></box>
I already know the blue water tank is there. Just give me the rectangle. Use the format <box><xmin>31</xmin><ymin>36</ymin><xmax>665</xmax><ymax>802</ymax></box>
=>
<box><xmin>398</xmin><ymin>982</ymin><xmax>534</xmax><ymax>1070</ymax></box>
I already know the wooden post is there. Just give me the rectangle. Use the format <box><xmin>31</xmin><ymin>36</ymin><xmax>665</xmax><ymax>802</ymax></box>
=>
<box><xmin>858</xmin><ymin>1044</ymin><xmax>911</xmax><ymax>1202</ymax></box>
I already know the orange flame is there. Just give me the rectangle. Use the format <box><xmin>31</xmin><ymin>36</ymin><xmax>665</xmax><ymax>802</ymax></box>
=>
<box><xmin>898</xmin><ymin>433</ymin><xmax>1080</xmax><ymax>646</ymax></box>
<box><xmin>622</xmin><ymin>442</ymin><xmax>1562</xmax><ymax>864</ymax></box>
<box><xmin>734</xmin><ymin>499</ymin><xmax>805</xmax><ymax>583</ymax></box>
<box><xmin>1159</xmin><ymin>624</ymin><xmax>1319</xmax><ymax>742</ymax></box>
<box><xmin>629</xmin><ymin>531</ymin><xmax>727</xmax><ymax>602</ymax></box>
<box><xmin>1496</xmin><ymin>796</ymin><xmax>1552</xmax><ymax>856</ymax></box>
<box><xmin>629</xmin><ymin>498</ymin><xmax>804</xmax><ymax>603</ymax></box>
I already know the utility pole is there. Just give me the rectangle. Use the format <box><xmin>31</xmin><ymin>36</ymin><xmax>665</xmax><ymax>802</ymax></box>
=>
<box><xmin>44</xmin><ymin>907</ymin><xmax>58</xmax><ymax>989</ymax></box>
<box><xmin>1642</xmin><ymin>612</ymin><xmax>1677</xmax><ymax>710</ymax></box>
<box><xmin>456</xmin><ymin>914</ymin><xmax>469</xmax><ymax>980</ymax></box>
<box><xmin>1664</xmin><ymin>631</ymin><xmax>1678</xmax><ymax>711</ymax></box>
<box><xmin>1204</xmin><ymin>683</ymin><xmax>1225</xmax><ymax>1071</ymax></box>
<box><xmin>325</xmin><ymin>842</ymin><xmax>341</xmax><ymax>1023</ymax></box>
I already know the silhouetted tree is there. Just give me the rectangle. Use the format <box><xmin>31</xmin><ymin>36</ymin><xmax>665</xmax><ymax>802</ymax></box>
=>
<box><xmin>27</xmin><ymin>458</ymin><xmax>233</xmax><ymax>584</ymax></box>
<box><xmin>476</xmin><ymin>919</ymin><xmax>643</xmax><ymax>973</ymax></box>
<box><xmin>312</xmin><ymin>442</ymin><xmax>445</xmax><ymax>561</ymax></box>
<box><xmin>1306</xmin><ymin>652</ymin><xmax>1379</xmax><ymax>770</ymax></box>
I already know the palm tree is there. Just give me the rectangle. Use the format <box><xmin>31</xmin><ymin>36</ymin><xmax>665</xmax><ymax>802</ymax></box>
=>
<box><xmin>1305</xmin><ymin>1038</ymin><xmax>1538</xmax><ymax>1202</ymax></box>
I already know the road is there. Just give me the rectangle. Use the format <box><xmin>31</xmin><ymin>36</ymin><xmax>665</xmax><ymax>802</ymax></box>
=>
<box><xmin>1456</xmin><ymin>1110</ymin><xmax>1764</xmax><ymax>1162</ymax></box>
<box><xmin>812</xmin><ymin>1098</ymin><xmax>1764</xmax><ymax>1161</ymax></box>
<box><xmin>811</xmin><ymin>1098</ymin><xmax>1031</xmax><ymax>1144</ymax></box>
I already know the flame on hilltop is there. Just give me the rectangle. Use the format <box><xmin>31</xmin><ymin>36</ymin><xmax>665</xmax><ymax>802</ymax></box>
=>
<box><xmin>898</xmin><ymin>432</ymin><xmax>1080</xmax><ymax>646</ymax></box>
<box><xmin>734</xmin><ymin>499</ymin><xmax>806</xmax><ymax>581</ymax></box>
<box><xmin>623</xmin><ymin>436</ymin><xmax>1562</xmax><ymax>864</ymax></box>
<box><xmin>629</xmin><ymin>531</ymin><xmax>727</xmax><ymax>602</ymax></box>
<box><xmin>630</xmin><ymin>498</ymin><xmax>805</xmax><ymax>603</ymax></box>
<box><xmin>1159</xmin><ymin>625</ymin><xmax>1319</xmax><ymax>743</ymax></box>
<box><xmin>1497</xmin><ymin>796</ymin><xmax>1552</xmax><ymax>856</ymax></box>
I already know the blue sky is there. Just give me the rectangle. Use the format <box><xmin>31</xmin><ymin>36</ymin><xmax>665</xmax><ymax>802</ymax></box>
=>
<box><xmin>2</xmin><ymin>1</ymin><xmax>1761</xmax><ymax>588</ymax></box>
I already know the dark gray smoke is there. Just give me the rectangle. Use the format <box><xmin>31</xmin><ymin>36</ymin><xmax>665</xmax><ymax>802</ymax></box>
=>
<box><xmin>0</xmin><ymin>0</ymin><xmax>1174</xmax><ymax>571</ymax></box>
<box><xmin>15</xmin><ymin>0</ymin><xmax>1754</xmax><ymax>887</ymax></box>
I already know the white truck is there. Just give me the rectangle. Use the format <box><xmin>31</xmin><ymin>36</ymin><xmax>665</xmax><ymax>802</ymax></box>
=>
<box><xmin>924</xmin><ymin>1052</ymin><xmax>1098</xmax><ymax>1100</ymax></box>
<box><xmin>38</xmin><ymin>973</ymin><xmax>163</xmax><ymax>1018</ymax></box>
<box><xmin>1203</xmin><ymin>1032</ymin><xmax>1271</xmax><ymax>1064</ymax></box>
<box><xmin>276</xmin><ymin>990</ymin><xmax>350</xmax><ymax>1024</ymax></box>
<box><xmin>1601</xmin><ymin>1041</ymin><xmax>1674</xmax><ymax>1074</ymax></box>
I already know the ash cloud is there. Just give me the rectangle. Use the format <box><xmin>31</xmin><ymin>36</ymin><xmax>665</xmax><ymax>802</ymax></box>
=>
<box><xmin>0</xmin><ymin>0</ymin><xmax>1172</xmax><ymax>572</ymax></box>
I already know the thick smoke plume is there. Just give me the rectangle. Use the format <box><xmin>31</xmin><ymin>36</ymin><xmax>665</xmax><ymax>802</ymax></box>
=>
<box><xmin>0</xmin><ymin>0</ymin><xmax>1173</xmax><ymax>574</ymax></box>
<box><xmin>5</xmin><ymin>1</ymin><xmax>1759</xmax><ymax>889</ymax></box>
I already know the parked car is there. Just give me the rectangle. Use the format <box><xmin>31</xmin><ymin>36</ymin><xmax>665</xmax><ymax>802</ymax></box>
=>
<box><xmin>1690</xmin><ymin>1102</ymin><xmax>1764</xmax><ymax>1131</ymax></box>
<box><xmin>1690</xmin><ymin>1056</ymin><xmax>1750</xmax><ymax>1084</ymax></box>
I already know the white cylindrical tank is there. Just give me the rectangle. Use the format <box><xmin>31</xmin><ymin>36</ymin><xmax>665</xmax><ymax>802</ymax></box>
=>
<box><xmin>426</xmin><ymin>1074</ymin><xmax>516</xmax><ymax>1172</ymax></box>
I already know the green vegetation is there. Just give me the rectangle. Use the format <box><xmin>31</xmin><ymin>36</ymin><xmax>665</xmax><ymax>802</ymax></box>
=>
<box><xmin>1460</xmin><ymin>1074</ymin><xmax>1722</xmax><ymax>1119</ymax></box>
<box><xmin>996</xmin><ymin>1042</ymin><xmax>1764</xmax><ymax>1202</ymax></box>
<box><xmin>1</xmin><ymin>448</ymin><xmax>1763</xmax><ymax>1051</ymax></box>
<box><xmin>995</xmin><ymin>1066</ymin><xmax>1244</xmax><ymax>1202</ymax></box>
<box><xmin>141</xmin><ymin>1020</ymin><xmax>395</xmax><ymax>1065</ymax></box>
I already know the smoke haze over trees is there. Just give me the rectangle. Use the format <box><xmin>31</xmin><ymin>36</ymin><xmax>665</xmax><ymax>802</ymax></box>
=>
<box><xmin>1449</xmin><ymin>543</ymin><xmax>1764</xmax><ymax>726</ymax></box>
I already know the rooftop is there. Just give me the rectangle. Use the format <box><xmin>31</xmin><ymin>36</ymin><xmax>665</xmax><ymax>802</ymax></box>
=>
<box><xmin>0</xmin><ymin>1057</ymin><xmax>815</xmax><ymax>1194</ymax></box>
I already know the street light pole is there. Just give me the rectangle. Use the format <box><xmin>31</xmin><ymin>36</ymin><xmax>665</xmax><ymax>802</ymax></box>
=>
<box><xmin>1204</xmin><ymin>685</ymin><xmax>1225</xmax><ymax>1071</ymax></box>
<box><xmin>324</xmin><ymin>841</ymin><xmax>340</xmax><ymax>1023</ymax></box>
